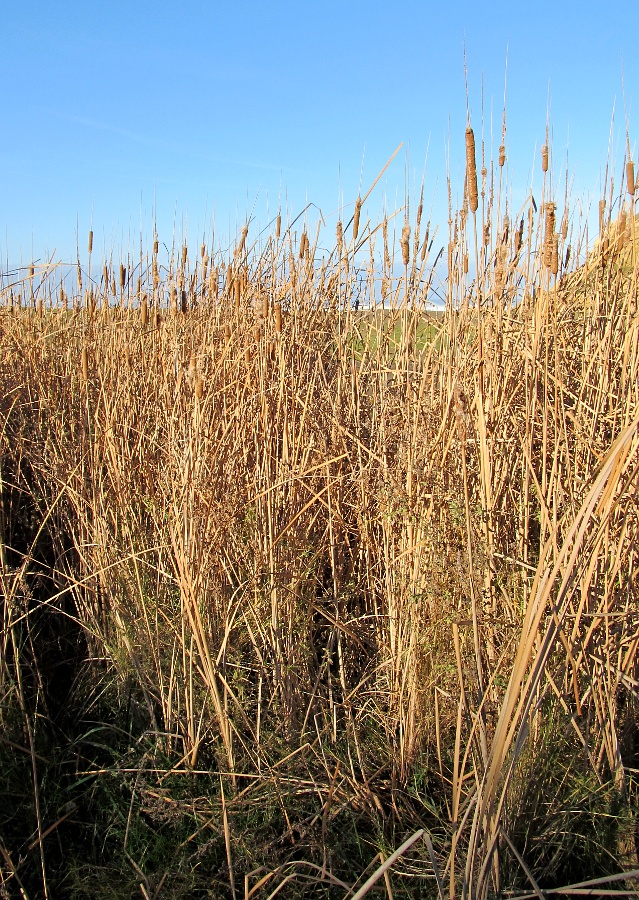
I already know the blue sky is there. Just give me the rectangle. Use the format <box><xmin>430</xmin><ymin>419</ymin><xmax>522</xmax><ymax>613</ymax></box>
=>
<box><xmin>1</xmin><ymin>0</ymin><xmax>637</xmax><ymax>268</ymax></box>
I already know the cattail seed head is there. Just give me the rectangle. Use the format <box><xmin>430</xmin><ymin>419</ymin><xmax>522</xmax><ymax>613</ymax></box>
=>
<box><xmin>400</xmin><ymin>223</ymin><xmax>410</xmax><ymax>266</ymax></box>
<box><xmin>276</xmin><ymin>214</ymin><xmax>282</xmax><ymax>241</ymax></box>
<box><xmin>88</xmin><ymin>230</ymin><xmax>93</xmax><ymax>254</ymax></box>
<box><xmin>498</xmin><ymin>144</ymin><xmax>506</xmax><ymax>167</ymax></box>
<box><xmin>262</xmin><ymin>293</ymin><xmax>269</xmax><ymax>319</ymax></box>
<box><xmin>154</xmin><ymin>237</ymin><xmax>159</xmax><ymax>255</ymax></box>
<box><xmin>181</xmin><ymin>289</ymin><xmax>188</xmax><ymax>314</ymax></box>
<box><xmin>353</xmin><ymin>197</ymin><xmax>362</xmax><ymax>241</ymax></box>
<box><xmin>541</xmin><ymin>145</ymin><xmax>549</xmax><ymax>173</ymax></box>
<box><xmin>140</xmin><ymin>294</ymin><xmax>148</xmax><ymax>326</ymax></box>
<box><xmin>336</xmin><ymin>220</ymin><xmax>343</xmax><ymax>253</ymax></box>
<box><xmin>274</xmin><ymin>302</ymin><xmax>282</xmax><ymax>333</ymax></box>
<box><xmin>181</xmin><ymin>245</ymin><xmax>188</xmax><ymax>267</ymax></box>
<box><xmin>119</xmin><ymin>264</ymin><xmax>126</xmax><ymax>289</ymax></box>
<box><xmin>627</xmin><ymin>160</ymin><xmax>636</xmax><ymax>196</ymax></box>
<box><xmin>465</xmin><ymin>127</ymin><xmax>479</xmax><ymax>213</ymax></box>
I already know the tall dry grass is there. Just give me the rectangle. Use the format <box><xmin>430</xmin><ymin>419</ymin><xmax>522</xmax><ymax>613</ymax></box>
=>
<box><xmin>1</xmin><ymin>126</ymin><xmax>639</xmax><ymax>897</ymax></box>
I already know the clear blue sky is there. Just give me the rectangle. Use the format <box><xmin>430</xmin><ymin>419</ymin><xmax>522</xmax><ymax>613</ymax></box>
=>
<box><xmin>1</xmin><ymin>0</ymin><xmax>637</xmax><ymax>268</ymax></box>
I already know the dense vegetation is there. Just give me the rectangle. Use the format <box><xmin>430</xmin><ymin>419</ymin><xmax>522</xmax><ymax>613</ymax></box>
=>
<box><xmin>1</xmin><ymin>128</ymin><xmax>639</xmax><ymax>898</ymax></box>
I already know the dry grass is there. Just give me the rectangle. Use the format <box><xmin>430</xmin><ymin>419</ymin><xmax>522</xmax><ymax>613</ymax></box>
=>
<box><xmin>1</xmin><ymin>126</ymin><xmax>639</xmax><ymax>899</ymax></box>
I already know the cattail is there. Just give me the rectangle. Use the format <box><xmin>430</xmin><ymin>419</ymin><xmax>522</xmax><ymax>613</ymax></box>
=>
<box><xmin>463</xmin><ymin>253</ymin><xmax>469</xmax><ymax>274</ymax></box>
<box><xmin>336</xmin><ymin>220</ymin><xmax>343</xmax><ymax>254</ymax></box>
<box><xmin>262</xmin><ymin>293</ymin><xmax>269</xmax><ymax>319</ymax></box>
<box><xmin>353</xmin><ymin>197</ymin><xmax>362</xmax><ymax>241</ymax></box>
<box><xmin>152</xmin><ymin>308</ymin><xmax>162</xmax><ymax>329</ymax></box>
<box><xmin>498</xmin><ymin>144</ymin><xmax>506</xmax><ymax>167</ymax></box>
<box><xmin>483</xmin><ymin>223</ymin><xmax>490</xmax><ymax>247</ymax></box>
<box><xmin>195</xmin><ymin>374</ymin><xmax>204</xmax><ymax>399</ymax></box>
<box><xmin>299</xmin><ymin>230</ymin><xmax>309</xmax><ymax>259</ymax></box>
<box><xmin>81</xmin><ymin>346</ymin><xmax>88</xmax><ymax>382</ymax></box>
<box><xmin>88</xmin><ymin>230</ymin><xmax>93</xmax><ymax>254</ymax></box>
<box><xmin>599</xmin><ymin>199</ymin><xmax>606</xmax><ymax>235</ymax></box>
<box><xmin>465</xmin><ymin>127</ymin><xmax>478</xmax><ymax>213</ymax></box>
<box><xmin>543</xmin><ymin>203</ymin><xmax>556</xmax><ymax>268</ymax></box>
<box><xmin>237</xmin><ymin>225</ymin><xmax>249</xmax><ymax>256</ymax></box>
<box><xmin>561</xmin><ymin>209</ymin><xmax>569</xmax><ymax>240</ymax></box>
<box><xmin>170</xmin><ymin>285</ymin><xmax>178</xmax><ymax>313</ymax></box>
<box><xmin>119</xmin><ymin>264</ymin><xmax>126</xmax><ymax>289</ymax></box>
<box><xmin>140</xmin><ymin>294</ymin><xmax>148</xmax><ymax>326</ymax></box>
<box><xmin>627</xmin><ymin>160</ymin><xmax>636</xmax><ymax>196</ymax></box>
<box><xmin>181</xmin><ymin>244</ymin><xmax>188</xmax><ymax>267</ymax></box>
<box><xmin>274</xmin><ymin>302</ymin><xmax>282</xmax><ymax>334</ymax></box>
<box><xmin>253</xmin><ymin>324</ymin><xmax>262</xmax><ymax>343</ymax></box>
<box><xmin>181</xmin><ymin>290</ymin><xmax>188</xmax><ymax>314</ymax></box>
<box><xmin>514</xmin><ymin>218</ymin><xmax>524</xmax><ymax>256</ymax></box>
<box><xmin>401</xmin><ymin>223</ymin><xmax>410</xmax><ymax>266</ymax></box>
<box><xmin>541</xmin><ymin>145</ymin><xmax>549</xmax><ymax>173</ymax></box>
<box><xmin>36</xmin><ymin>297</ymin><xmax>43</xmax><ymax>318</ymax></box>
<box><xmin>275</xmin><ymin>214</ymin><xmax>282</xmax><ymax>241</ymax></box>
<box><xmin>154</xmin><ymin>237</ymin><xmax>159</xmax><ymax>255</ymax></box>
<box><xmin>416</xmin><ymin>202</ymin><xmax>423</xmax><ymax>228</ymax></box>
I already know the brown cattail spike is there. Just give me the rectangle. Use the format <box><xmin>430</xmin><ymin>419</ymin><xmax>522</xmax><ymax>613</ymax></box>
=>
<box><xmin>401</xmin><ymin>223</ymin><xmax>410</xmax><ymax>266</ymax></box>
<box><xmin>275</xmin><ymin>214</ymin><xmax>282</xmax><ymax>241</ymax></box>
<box><xmin>140</xmin><ymin>294</ymin><xmax>148</xmax><ymax>326</ymax></box>
<box><xmin>465</xmin><ymin>127</ymin><xmax>479</xmax><ymax>214</ymax></box>
<box><xmin>498</xmin><ymin>145</ymin><xmax>506</xmax><ymax>167</ymax></box>
<box><xmin>541</xmin><ymin>145</ymin><xmax>549</xmax><ymax>173</ymax></box>
<box><xmin>627</xmin><ymin>160</ymin><xmax>636</xmax><ymax>196</ymax></box>
<box><xmin>88</xmin><ymin>230</ymin><xmax>93</xmax><ymax>254</ymax></box>
<box><xmin>353</xmin><ymin>197</ymin><xmax>362</xmax><ymax>241</ymax></box>
<box><xmin>274</xmin><ymin>303</ymin><xmax>282</xmax><ymax>334</ymax></box>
